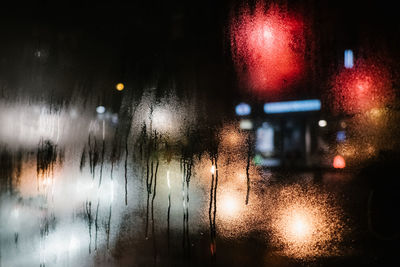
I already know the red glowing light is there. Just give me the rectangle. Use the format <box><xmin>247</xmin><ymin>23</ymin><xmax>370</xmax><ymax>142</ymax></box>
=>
<box><xmin>333</xmin><ymin>155</ymin><xmax>346</xmax><ymax>169</ymax></box>
<box><xmin>332</xmin><ymin>59</ymin><xmax>393</xmax><ymax>114</ymax></box>
<box><xmin>230</xmin><ymin>4</ymin><xmax>305</xmax><ymax>94</ymax></box>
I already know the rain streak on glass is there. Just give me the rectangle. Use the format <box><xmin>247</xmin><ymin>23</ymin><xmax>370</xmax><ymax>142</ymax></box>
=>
<box><xmin>1</xmin><ymin>0</ymin><xmax>400</xmax><ymax>266</ymax></box>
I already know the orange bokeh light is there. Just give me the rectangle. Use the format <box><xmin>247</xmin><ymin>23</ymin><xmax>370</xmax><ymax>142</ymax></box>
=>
<box><xmin>116</xmin><ymin>83</ymin><xmax>124</xmax><ymax>91</ymax></box>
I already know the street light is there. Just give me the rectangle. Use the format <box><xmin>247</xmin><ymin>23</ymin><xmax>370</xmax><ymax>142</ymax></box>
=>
<box><xmin>318</xmin><ymin>120</ymin><xmax>327</xmax><ymax>127</ymax></box>
<box><xmin>96</xmin><ymin>106</ymin><xmax>106</xmax><ymax>114</ymax></box>
<box><xmin>116</xmin><ymin>83</ymin><xmax>124</xmax><ymax>91</ymax></box>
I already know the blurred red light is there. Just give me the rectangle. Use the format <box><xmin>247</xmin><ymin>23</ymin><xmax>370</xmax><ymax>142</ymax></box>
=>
<box><xmin>333</xmin><ymin>155</ymin><xmax>346</xmax><ymax>169</ymax></box>
<box><xmin>332</xmin><ymin>59</ymin><xmax>393</xmax><ymax>114</ymax></box>
<box><xmin>230</xmin><ymin>4</ymin><xmax>305</xmax><ymax>94</ymax></box>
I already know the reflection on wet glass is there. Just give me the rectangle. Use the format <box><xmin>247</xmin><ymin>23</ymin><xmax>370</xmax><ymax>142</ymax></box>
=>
<box><xmin>1</xmin><ymin>0</ymin><xmax>400</xmax><ymax>266</ymax></box>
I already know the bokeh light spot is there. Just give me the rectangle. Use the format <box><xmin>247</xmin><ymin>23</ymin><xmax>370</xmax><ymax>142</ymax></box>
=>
<box><xmin>116</xmin><ymin>83</ymin><xmax>124</xmax><ymax>91</ymax></box>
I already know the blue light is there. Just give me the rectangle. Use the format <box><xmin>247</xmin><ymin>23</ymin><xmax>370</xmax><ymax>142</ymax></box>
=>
<box><xmin>264</xmin><ymin>99</ymin><xmax>321</xmax><ymax>114</ymax></box>
<box><xmin>336</xmin><ymin>131</ymin><xmax>346</xmax><ymax>142</ymax></box>
<box><xmin>344</xmin><ymin>49</ymin><xmax>354</xmax><ymax>69</ymax></box>
<box><xmin>235</xmin><ymin>102</ymin><xmax>251</xmax><ymax>116</ymax></box>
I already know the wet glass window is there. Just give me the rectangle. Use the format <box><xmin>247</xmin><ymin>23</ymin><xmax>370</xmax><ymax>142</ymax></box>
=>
<box><xmin>1</xmin><ymin>1</ymin><xmax>399</xmax><ymax>266</ymax></box>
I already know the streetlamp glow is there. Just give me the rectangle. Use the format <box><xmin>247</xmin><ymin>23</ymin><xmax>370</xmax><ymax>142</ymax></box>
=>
<box><xmin>96</xmin><ymin>106</ymin><xmax>106</xmax><ymax>114</ymax></box>
<box><xmin>318</xmin><ymin>120</ymin><xmax>327</xmax><ymax>127</ymax></box>
<box><xmin>116</xmin><ymin>83</ymin><xmax>124</xmax><ymax>91</ymax></box>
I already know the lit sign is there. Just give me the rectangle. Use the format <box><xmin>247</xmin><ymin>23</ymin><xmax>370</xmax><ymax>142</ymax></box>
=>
<box><xmin>344</xmin><ymin>49</ymin><xmax>354</xmax><ymax>69</ymax></box>
<box><xmin>235</xmin><ymin>103</ymin><xmax>251</xmax><ymax>116</ymax></box>
<box><xmin>264</xmin><ymin>99</ymin><xmax>321</xmax><ymax>114</ymax></box>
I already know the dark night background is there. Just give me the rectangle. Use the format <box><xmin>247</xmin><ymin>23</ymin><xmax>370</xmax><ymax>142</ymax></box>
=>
<box><xmin>1</xmin><ymin>0</ymin><xmax>400</xmax><ymax>118</ymax></box>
